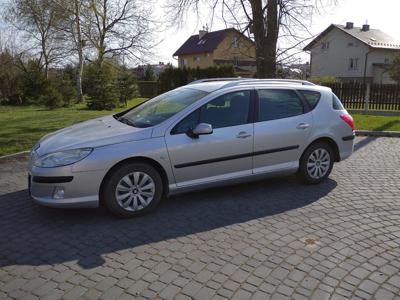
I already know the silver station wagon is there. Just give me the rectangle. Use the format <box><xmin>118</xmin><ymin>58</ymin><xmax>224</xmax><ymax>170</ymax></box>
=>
<box><xmin>29</xmin><ymin>79</ymin><xmax>355</xmax><ymax>217</ymax></box>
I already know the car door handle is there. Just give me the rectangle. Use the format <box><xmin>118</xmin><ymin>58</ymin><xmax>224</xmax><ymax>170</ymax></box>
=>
<box><xmin>236</xmin><ymin>132</ymin><xmax>252</xmax><ymax>139</ymax></box>
<box><xmin>296</xmin><ymin>123</ymin><xmax>310</xmax><ymax>130</ymax></box>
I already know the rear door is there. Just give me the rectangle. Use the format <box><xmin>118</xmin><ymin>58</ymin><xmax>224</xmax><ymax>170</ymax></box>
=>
<box><xmin>253</xmin><ymin>88</ymin><xmax>313</xmax><ymax>174</ymax></box>
<box><xmin>165</xmin><ymin>90</ymin><xmax>255</xmax><ymax>187</ymax></box>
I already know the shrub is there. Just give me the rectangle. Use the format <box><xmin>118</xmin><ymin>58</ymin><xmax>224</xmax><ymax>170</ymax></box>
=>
<box><xmin>137</xmin><ymin>81</ymin><xmax>158</xmax><ymax>98</ymax></box>
<box><xmin>55</xmin><ymin>80</ymin><xmax>76</xmax><ymax>106</ymax></box>
<box><xmin>20</xmin><ymin>61</ymin><xmax>48</xmax><ymax>104</ymax></box>
<box><xmin>39</xmin><ymin>82</ymin><xmax>64</xmax><ymax>109</ymax></box>
<box><xmin>83</xmin><ymin>60</ymin><xmax>119</xmax><ymax>110</ymax></box>
<box><xmin>118</xmin><ymin>67</ymin><xmax>139</xmax><ymax>106</ymax></box>
<box><xmin>158</xmin><ymin>64</ymin><xmax>236</xmax><ymax>93</ymax></box>
<box><xmin>309</xmin><ymin>76</ymin><xmax>340</xmax><ymax>85</ymax></box>
<box><xmin>0</xmin><ymin>50</ymin><xmax>23</xmax><ymax>105</ymax></box>
<box><xmin>143</xmin><ymin>64</ymin><xmax>155</xmax><ymax>81</ymax></box>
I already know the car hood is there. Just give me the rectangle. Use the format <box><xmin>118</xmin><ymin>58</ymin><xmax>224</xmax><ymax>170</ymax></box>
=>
<box><xmin>36</xmin><ymin>115</ymin><xmax>153</xmax><ymax>155</ymax></box>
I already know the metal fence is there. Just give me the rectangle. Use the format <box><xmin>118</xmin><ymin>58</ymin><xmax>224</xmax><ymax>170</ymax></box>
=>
<box><xmin>325</xmin><ymin>82</ymin><xmax>400</xmax><ymax>111</ymax></box>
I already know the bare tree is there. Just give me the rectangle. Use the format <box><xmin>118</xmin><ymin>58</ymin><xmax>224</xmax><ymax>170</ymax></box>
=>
<box><xmin>168</xmin><ymin>0</ymin><xmax>336</xmax><ymax>78</ymax></box>
<box><xmin>7</xmin><ymin>0</ymin><xmax>67</xmax><ymax>78</ymax></box>
<box><xmin>84</xmin><ymin>0</ymin><xmax>155</xmax><ymax>66</ymax></box>
<box><xmin>53</xmin><ymin>0</ymin><xmax>87</xmax><ymax>102</ymax></box>
<box><xmin>74</xmin><ymin>0</ymin><xmax>85</xmax><ymax>103</ymax></box>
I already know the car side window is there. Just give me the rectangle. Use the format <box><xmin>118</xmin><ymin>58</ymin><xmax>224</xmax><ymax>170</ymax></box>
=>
<box><xmin>257</xmin><ymin>89</ymin><xmax>304</xmax><ymax>121</ymax></box>
<box><xmin>171</xmin><ymin>109</ymin><xmax>200</xmax><ymax>135</ymax></box>
<box><xmin>200</xmin><ymin>91</ymin><xmax>251</xmax><ymax>129</ymax></box>
<box><xmin>298</xmin><ymin>90</ymin><xmax>321</xmax><ymax>109</ymax></box>
<box><xmin>171</xmin><ymin>91</ymin><xmax>251</xmax><ymax>135</ymax></box>
<box><xmin>332</xmin><ymin>93</ymin><xmax>345</xmax><ymax>110</ymax></box>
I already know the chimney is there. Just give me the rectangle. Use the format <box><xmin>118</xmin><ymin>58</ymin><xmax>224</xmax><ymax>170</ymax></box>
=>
<box><xmin>199</xmin><ymin>30</ymin><xmax>207</xmax><ymax>39</ymax></box>
<box><xmin>362</xmin><ymin>24</ymin><xmax>370</xmax><ymax>31</ymax></box>
<box><xmin>345</xmin><ymin>22</ymin><xmax>354</xmax><ymax>29</ymax></box>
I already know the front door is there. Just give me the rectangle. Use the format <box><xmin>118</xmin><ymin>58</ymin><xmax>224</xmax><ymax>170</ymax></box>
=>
<box><xmin>253</xmin><ymin>88</ymin><xmax>313</xmax><ymax>174</ymax></box>
<box><xmin>165</xmin><ymin>90</ymin><xmax>254</xmax><ymax>187</ymax></box>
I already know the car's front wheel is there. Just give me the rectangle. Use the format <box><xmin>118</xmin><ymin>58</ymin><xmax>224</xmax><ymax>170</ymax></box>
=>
<box><xmin>298</xmin><ymin>142</ymin><xmax>334</xmax><ymax>184</ymax></box>
<box><xmin>101</xmin><ymin>162</ymin><xmax>163</xmax><ymax>217</ymax></box>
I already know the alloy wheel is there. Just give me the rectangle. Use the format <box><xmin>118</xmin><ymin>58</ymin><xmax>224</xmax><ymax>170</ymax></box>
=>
<box><xmin>307</xmin><ymin>148</ymin><xmax>331</xmax><ymax>179</ymax></box>
<box><xmin>115</xmin><ymin>172</ymin><xmax>155</xmax><ymax>211</ymax></box>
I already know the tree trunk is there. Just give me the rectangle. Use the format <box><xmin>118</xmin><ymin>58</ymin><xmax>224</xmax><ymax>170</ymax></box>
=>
<box><xmin>42</xmin><ymin>44</ymin><xmax>49</xmax><ymax>79</ymax></box>
<box><xmin>74</xmin><ymin>0</ymin><xmax>84</xmax><ymax>103</ymax></box>
<box><xmin>250</xmin><ymin>0</ymin><xmax>278</xmax><ymax>78</ymax></box>
<box><xmin>250</xmin><ymin>0</ymin><xmax>266</xmax><ymax>78</ymax></box>
<box><xmin>76</xmin><ymin>59</ymin><xmax>83</xmax><ymax>103</ymax></box>
<box><xmin>264</xmin><ymin>0</ymin><xmax>278</xmax><ymax>78</ymax></box>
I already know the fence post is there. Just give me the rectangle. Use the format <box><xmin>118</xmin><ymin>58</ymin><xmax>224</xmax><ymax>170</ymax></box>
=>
<box><xmin>364</xmin><ymin>83</ymin><xmax>370</xmax><ymax>112</ymax></box>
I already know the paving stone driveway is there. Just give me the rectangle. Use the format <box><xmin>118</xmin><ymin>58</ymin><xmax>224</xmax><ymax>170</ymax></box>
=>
<box><xmin>0</xmin><ymin>137</ymin><xmax>400</xmax><ymax>300</ymax></box>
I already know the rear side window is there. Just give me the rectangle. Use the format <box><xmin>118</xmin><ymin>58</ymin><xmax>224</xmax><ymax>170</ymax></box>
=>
<box><xmin>298</xmin><ymin>90</ymin><xmax>321</xmax><ymax>109</ymax></box>
<box><xmin>332</xmin><ymin>93</ymin><xmax>345</xmax><ymax>110</ymax></box>
<box><xmin>257</xmin><ymin>89</ymin><xmax>304</xmax><ymax>121</ymax></box>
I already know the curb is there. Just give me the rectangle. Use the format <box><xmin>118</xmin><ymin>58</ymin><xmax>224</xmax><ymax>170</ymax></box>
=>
<box><xmin>0</xmin><ymin>151</ymin><xmax>30</xmax><ymax>162</ymax></box>
<box><xmin>355</xmin><ymin>130</ymin><xmax>400</xmax><ymax>138</ymax></box>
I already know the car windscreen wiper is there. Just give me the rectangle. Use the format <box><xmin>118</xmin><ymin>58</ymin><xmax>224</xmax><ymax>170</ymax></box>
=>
<box><xmin>117</xmin><ymin>116</ymin><xmax>136</xmax><ymax>127</ymax></box>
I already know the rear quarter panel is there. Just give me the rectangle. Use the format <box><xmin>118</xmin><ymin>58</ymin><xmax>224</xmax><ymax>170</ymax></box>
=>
<box><xmin>308</xmin><ymin>90</ymin><xmax>354</xmax><ymax>160</ymax></box>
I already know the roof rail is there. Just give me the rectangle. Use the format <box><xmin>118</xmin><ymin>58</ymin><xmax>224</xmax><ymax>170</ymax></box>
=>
<box><xmin>223</xmin><ymin>79</ymin><xmax>316</xmax><ymax>88</ymax></box>
<box><xmin>188</xmin><ymin>78</ymin><xmax>315</xmax><ymax>87</ymax></box>
<box><xmin>188</xmin><ymin>77</ymin><xmax>243</xmax><ymax>84</ymax></box>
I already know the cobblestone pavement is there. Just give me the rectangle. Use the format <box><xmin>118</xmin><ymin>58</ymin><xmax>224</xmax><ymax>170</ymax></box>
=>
<box><xmin>0</xmin><ymin>137</ymin><xmax>400</xmax><ymax>300</ymax></box>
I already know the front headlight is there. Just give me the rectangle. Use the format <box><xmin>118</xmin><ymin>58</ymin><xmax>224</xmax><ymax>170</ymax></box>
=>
<box><xmin>34</xmin><ymin>148</ymin><xmax>93</xmax><ymax>168</ymax></box>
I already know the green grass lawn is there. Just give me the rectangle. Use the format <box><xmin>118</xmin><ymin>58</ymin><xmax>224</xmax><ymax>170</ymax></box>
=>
<box><xmin>1</xmin><ymin>101</ymin><xmax>400</xmax><ymax>156</ymax></box>
<box><xmin>0</xmin><ymin>98</ymin><xmax>146</xmax><ymax>156</ymax></box>
<box><xmin>353</xmin><ymin>114</ymin><xmax>400</xmax><ymax>132</ymax></box>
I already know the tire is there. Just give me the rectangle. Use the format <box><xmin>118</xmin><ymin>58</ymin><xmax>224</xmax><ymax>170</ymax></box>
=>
<box><xmin>298</xmin><ymin>142</ymin><xmax>334</xmax><ymax>185</ymax></box>
<box><xmin>101</xmin><ymin>162</ymin><xmax>163</xmax><ymax>218</ymax></box>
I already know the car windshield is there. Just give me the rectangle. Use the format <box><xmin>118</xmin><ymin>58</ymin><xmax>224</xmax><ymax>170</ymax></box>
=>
<box><xmin>119</xmin><ymin>88</ymin><xmax>209</xmax><ymax>128</ymax></box>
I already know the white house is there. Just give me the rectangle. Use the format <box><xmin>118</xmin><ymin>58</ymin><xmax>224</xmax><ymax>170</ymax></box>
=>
<box><xmin>303</xmin><ymin>22</ymin><xmax>400</xmax><ymax>84</ymax></box>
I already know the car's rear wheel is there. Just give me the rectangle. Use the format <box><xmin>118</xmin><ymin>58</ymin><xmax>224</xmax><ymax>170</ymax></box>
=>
<box><xmin>101</xmin><ymin>162</ymin><xmax>163</xmax><ymax>217</ymax></box>
<box><xmin>298</xmin><ymin>142</ymin><xmax>334</xmax><ymax>184</ymax></box>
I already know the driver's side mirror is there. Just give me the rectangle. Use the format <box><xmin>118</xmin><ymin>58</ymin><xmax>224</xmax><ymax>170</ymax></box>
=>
<box><xmin>186</xmin><ymin>123</ymin><xmax>213</xmax><ymax>138</ymax></box>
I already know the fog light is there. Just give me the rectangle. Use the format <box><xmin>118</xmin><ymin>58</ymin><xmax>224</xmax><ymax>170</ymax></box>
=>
<box><xmin>53</xmin><ymin>187</ymin><xmax>65</xmax><ymax>199</ymax></box>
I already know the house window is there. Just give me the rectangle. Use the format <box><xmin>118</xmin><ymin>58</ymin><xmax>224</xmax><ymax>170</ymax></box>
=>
<box><xmin>384</xmin><ymin>58</ymin><xmax>390</xmax><ymax>64</ymax></box>
<box><xmin>348</xmin><ymin>42</ymin><xmax>354</xmax><ymax>47</ymax></box>
<box><xmin>232</xmin><ymin>37</ymin><xmax>239</xmax><ymax>48</ymax></box>
<box><xmin>348</xmin><ymin>58</ymin><xmax>359</xmax><ymax>70</ymax></box>
<box><xmin>193</xmin><ymin>56</ymin><xmax>201</xmax><ymax>62</ymax></box>
<box><xmin>322</xmin><ymin>41</ymin><xmax>330</xmax><ymax>50</ymax></box>
<box><xmin>233</xmin><ymin>56</ymin><xmax>239</xmax><ymax>66</ymax></box>
<box><xmin>179</xmin><ymin>58</ymin><xmax>188</xmax><ymax>67</ymax></box>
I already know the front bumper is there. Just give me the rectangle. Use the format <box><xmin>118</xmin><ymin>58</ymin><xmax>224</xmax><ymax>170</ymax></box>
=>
<box><xmin>31</xmin><ymin>194</ymin><xmax>98</xmax><ymax>208</ymax></box>
<box><xmin>28</xmin><ymin>165</ymin><xmax>106</xmax><ymax>208</ymax></box>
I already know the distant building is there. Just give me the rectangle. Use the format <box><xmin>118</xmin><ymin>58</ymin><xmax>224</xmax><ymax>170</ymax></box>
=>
<box><xmin>173</xmin><ymin>28</ymin><xmax>256</xmax><ymax>77</ymax></box>
<box><xmin>303</xmin><ymin>22</ymin><xmax>400</xmax><ymax>84</ymax></box>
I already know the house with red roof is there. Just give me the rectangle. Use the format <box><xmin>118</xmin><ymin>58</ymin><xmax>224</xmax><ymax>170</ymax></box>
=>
<box><xmin>173</xmin><ymin>28</ymin><xmax>256</xmax><ymax>77</ymax></box>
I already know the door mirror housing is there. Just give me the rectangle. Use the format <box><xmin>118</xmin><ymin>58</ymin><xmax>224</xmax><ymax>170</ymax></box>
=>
<box><xmin>186</xmin><ymin>123</ymin><xmax>213</xmax><ymax>138</ymax></box>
